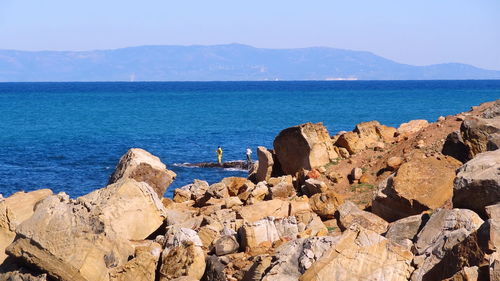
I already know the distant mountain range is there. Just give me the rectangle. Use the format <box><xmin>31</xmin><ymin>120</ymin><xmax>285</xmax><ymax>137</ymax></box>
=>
<box><xmin>0</xmin><ymin>44</ymin><xmax>499</xmax><ymax>81</ymax></box>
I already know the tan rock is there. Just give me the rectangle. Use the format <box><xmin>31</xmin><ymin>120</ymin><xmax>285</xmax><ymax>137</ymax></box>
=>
<box><xmin>335</xmin><ymin>131</ymin><xmax>364</xmax><ymax>154</ymax></box>
<box><xmin>237</xmin><ymin>199</ymin><xmax>289</xmax><ymax>223</ymax></box>
<box><xmin>221</xmin><ymin>177</ymin><xmax>249</xmax><ymax>196</ymax></box>
<box><xmin>268</xmin><ymin>176</ymin><xmax>296</xmax><ymax>199</ymax></box>
<box><xmin>372</xmin><ymin>156</ymin><xmax>462</xmax><ymax>222</ymax></box>
<box><xmin>108</xmin><ymin>148</ymin><xmax>176</xmax><ymax>198</ymax></box>
<box><xmin>159</xmin><ymin>241</ymin><xmax>206</xmax><ymax>281</ymax></box>
<box><xmin>461</xmin><ymin>116</ymin><xmax>500</xmax><ymax>159</ymax></box>
<box><xmin>302</xmin><ymin>179</ymin><xmax>328</xmax><ymax>197</ymax></box>
<box><xmin>273</xmin><ymin>122</ymin><xmax>338</xmax><ymax>175</ymax></box>
<box><xmin>256</xmin><ymin>146</ymin><xmax>274</xmax><ymax>182</ymax></box>
<box><xmin>239</xmin><ymin>217</ymin><xmax>298</xmax><ymax>251</ymax></box>
<box><xmin>397</xmin><ymin>119</ymin><xmax>429</xmax><ymax>137</ymax></box>
<box><xmin>336</xmin><ymin>201</ymin><xmax>388</xmax><ymax>234</ymax></box>
<box><xmin>109</xmin><ymin>242</ymin><xmax>162</xmax><ymax>281</ymax></box>
<box><xmin>214</xmin><ymin>235</ymin><xmax>239</xmax><ymax>256</ymax></box>
<box><xmin>300</xmin><ymin>225</ymin><xmax>414</xmax><ymax>281</ymax></box>
<box><xmin>0</xmin><ymin>189</ymin><xmax>52</xmax><ymax>263</ymax></box>
<box><xmin>387</xmin><ymin>156</ymin><xmax>403</xmax><ymax>170</ymax></box>
<box><xmin>309</xmin><ymin>191</ymin><xmax>345</xmax><ymax>219</ymax></box>
<box><xmin>197</xmin><ymin>225</ymin><xmax>220</xmax><ymax>250</ymax></box>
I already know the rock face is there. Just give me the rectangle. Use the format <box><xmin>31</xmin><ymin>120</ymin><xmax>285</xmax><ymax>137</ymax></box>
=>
<box><xmin>461</xmin><ymin>117</ymin><xmax>500</xmax><ymax>160</ymax></box>
<box><xmin>385</xmin><ymin>214</ymin><xmax>425</xmax><ymax>248</ymax></box>
<box><xmin>108</xmin><ymin>148</ymin><xmax>176</xmax><ymax>198</ymax></box>
<box><xmin>0</xmin><ymin>189</ymin><xmax>52</xmax><ymax>263</ymax></box>
<box><xmin>273</xmin><ymin>122</ymin><xmax>338</xmax><ymax>175</ymax></box>
<box><xmin>6</xmin><ymin>179</ymin><xmax>167</xmax><ymax>281</ymax></box>
<box><xmin>256</xmin><ymin>146</ymin><xmax>274</xmax><ymax>182</ymax></box>
<box><xmin>159</xmin><ymin>241</ymin><xmax>206</xmax><ymax>281</ymax></box>
<box><xmin>453</xmin><ymin>149</ymin><xmax>500</xmax><ymax>217</ymax></box>
<box><xmin>299</xmin><ymin>225</ymin><xmax>414</xmax><ymax>281</ymax></box>
<box><xmin>109</xmin><ymin>242</ymin><xmax>162</xmax><ymax>281</ymax></box>
<box><xmin>372</xmin><ymin>156</ymin><xmax>462</xmax><ymax>222</ymax></box>
<box><xmin>442</xmin><ymin>131</ymin><xmax>469</xmax><ymax>163</ymax></box>
<box><xmin>411</xmin><ymin>209</ymin><xmax>484</xmax><ymax>281</ymax></box>
<box><xmin>336</xmin><ymin>201</ymin><xmax>388</xmax><ymax>234</ymax></box>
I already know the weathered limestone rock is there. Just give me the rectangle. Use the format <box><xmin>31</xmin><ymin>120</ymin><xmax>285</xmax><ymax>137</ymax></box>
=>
<box><xmin>273</xmin><ymin>122</ymin><xmax>338</xmax><ymax>175</ymax></box>
<box><xmin>237</xmin><ymin>199</ymin><xmax>289</xmax><ymax>223</ymax></box>
<box><xmin>108</xmin><ymin>148</ymin><xmax>176</xmax><ymax>198</ymax></box>
<box><xmin>238</xmin><ymin>181</ymin><xmax>268</xmax><ymax>205</ymax></box>
<box><xmin>482</xmin><ymin>100</ymin><xmax>500</xmax><ymax>119</ymax></box>
<box><xmin>262</xmin><ymin>236</ymin><xmax>340</xmax><ymax>281</ymax></box>
<box><xmin>372</xmin><ymin>156</ymin><xmax>462</xmax><ymax>222</ymax></box>
<box><xmin>174</xmin><ymin>180</ymin><xmax>210</xmax><ymax>204</ymax></box>
<box><xmin>302</xmin><ymin>179</ymin><xmax>328</xmax><ymax>197</ymax></box>
<box><xmin>411</xmin><ymin>209</ymin><xmax>484</xmax><ymax>281</ymax></box>
<box><xmin>444</xmin><ymin>266</ymin><xmax>480</xmax><ymax>281</ymax></box>
<box><xmin>80</xmin><ymin>179</ymin><xmax>167</xmax><ymax>240</ymax></box>
<box><xmin>267</xmin><ymin>176</ymin><xmax>296</xmax><ymax>199</ymax></box>
<box><xmin>256</xmin><ymin>147</ymin><xmax>274</xmax><ymax>183</ymax></box>
<box><xmin>453</xmin><ymin>149</ymin><xmax>500</xmax><ymax>217</ymax></box>
<box><xmin>159</xmin><ymin>241</ymin><xmax>206</xmax><ymax>281</ymax></box>
<box><xmin>461</xmin><ymin>117</ymin><xmax>500</xmax><ymax>159</ymax></box>
<box><xmin>300</xmin><ymin>225</ymin><xmax>414</xmax><ymax>281</ymax></box>
<box><xmin>239</xmin><ymin>217</ymin><xmax>298</xmax><ymax>251</ymax></box>
<box><xmin>214</xmin><ymin>235</ymin><xmax>239</xmax><ymax>256</ymax></box>
<box><xmin>336</xmin><ymin>121</ymin><xmax>396</xmax><ymax>154</ymax></box>
<box><xmin>0</xmin><ymin>189</ymin><xmax>52</xmax><ymax>263</ymax></box>
<box><xmin>442</xmin><ymin>131</ymin><xmax>469</xmax><ymax>163</ymax></box>
<box><xmin>486</xmin><ymin>203</ymin><xmax>500</xmax><ymax>251</ymax></box>
<box><xmin>335</xmin><ymin>131</ymin><xmax>364</xmax><ymax>154</ymax></box>
<box><xmin>164</xmin><ymin>227</ymin><xmax>203</xmax><ymax>249</ymax></box>
<box><xmin>109</xmin><ymin>242</ymin><xmax>162</xmax><ymax>281</ymax></box>
<box><xmin>7</xmin><ymin>192</ymin><xmax>135</xmax><ymax>281</ymax></box>
<box><xmin>241</xmin><ymin>255</ymin><xmax>272</xmax><ymax>281</ymax></box>
<box><xmin>295</xmin><ymin>211</ymin><xmax>328</xmax><ymax>236</ymax></box>
<box><xmin>397</xmin><ymin>119</ymin><xmax>429</xmax><ymax>137</ymax></box>
<box><xmin>385</xmin><ymin>214</ymin><xmax>425</xmax><ymax>248</ymax></box>
<box><xmin>309</xmin><ymin>191</ymin><xmax>345</xmax><ymax>219</ymax></box>
<box><xmin>221</xmin><ymin>177</ymin><xmax>248</xmax><ymax>196</ymax></box>
<box><xmin>203</xmin><ymin>255</ymin><xmax>227</xmax><ymax>281</ymax></box>
<box><xmin>336</xmin><ymin>201</ymin><xmax>388</xmax><ymax>234</ymax></box>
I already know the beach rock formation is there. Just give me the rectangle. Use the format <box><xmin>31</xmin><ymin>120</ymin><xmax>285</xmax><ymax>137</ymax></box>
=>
<box><xmin>273</xmin><ymin>122</ymin><xmax>338</xmax><ymax>175</ymax></box>
<box><xmin>109</xmin><ymin>148</ymin><xmax>176</xmax><ymax>198</ymax></box>
<box><xmin>2</xmin><ymin>99</ymin><xmax>500</xmax><ymax>281</ymax></box>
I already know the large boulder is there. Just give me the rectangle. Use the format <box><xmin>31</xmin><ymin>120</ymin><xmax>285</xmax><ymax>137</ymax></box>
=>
<box><xmin>0</xmin><ymin>189</ymin><xmax>52</xmax><ymax>263</ymax></box>
<box><xmin>108</xmin><ymin>148</ymin><xmax>176</xmax><ymax>198</ymax></box>
<box><xmin>336</xmin><ymin>201</ymin><xmax>388</xmax><ymax>234</ymax></box>
<box><xmin>309</xmin><ymin>191</ymin><xmax>345</xmax><ymax>219</ymax></box>
<box><xmin>273</xmin><ymin>122</ymin><xmax>338</xmax><ymax>175</ymax></box>
<box><xmin>299</xmin><ymin>225</ymin><xmax>414</xmax><ymax>281</ymax></box>
<box><xmin>109</xmin><ymin>242</ymin><xmax>162</xmax><ymax>281</ymax></box>
<box><xmin>411</xmin><ymin>209</ymin><xmax>484</xmax><ymax>281</ymax></box>
<box><xmin>461</xmin><ymin>117</ymin><xmax>500</xmax><ymax>160</ymax></box>
<box><xmin>385</xmin><ymin>214</ymin><xmax>426</xmax><ymax>248</ymax></box>
<box><xmin>453</xmin><ymin>149</ymin><xmax>500</xmax><ymax>217</ymax></box>
<box><xmin>237</xmin><ymin>199</ymin><xmax>289</xmax><ymax>223</ymax></box>
<box><xmin>6</xmin><ymin>179</ymin><xmax>167</xmax><ymax>281</ymax></box>
<box><xmin>335</xmin><ymin>121</ymin><xmax>396</xmax><ymax>154</ymax></box>
<box><xmin>239</xmin><ymin>217</ymin><xmax>298</xmax><ymax>251</ymax></box>
<box><xmin>372</xmin><ymin>156</ymin><xmax>462</xmax><ymax>222</ymax></box>
<box><xmin>397</xmin><ymin>119</ymin><xmax>429</xmax><ymax>137</ymax></box>
<box><xmin>256</xmin><ymin>147</ymin><xmax>274</xmax><ymax>183</ymax></box>
<box><xmin>442</xmin><ymin>131</ymin><xmax>469</xmax><ymax>163</ymax></box>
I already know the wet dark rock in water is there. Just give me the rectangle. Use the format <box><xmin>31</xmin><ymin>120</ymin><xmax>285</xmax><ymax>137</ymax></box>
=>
<box><xmin>181</xmin><ymin>161</ymin><xmax>254</xmax><ymax>170</ymax></box>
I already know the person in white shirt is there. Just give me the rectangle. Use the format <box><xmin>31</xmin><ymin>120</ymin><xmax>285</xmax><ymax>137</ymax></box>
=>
<box><xmin>246</xmin><ymin>148</ymin><xmax>252</xmax><ymax>163</ymax></box>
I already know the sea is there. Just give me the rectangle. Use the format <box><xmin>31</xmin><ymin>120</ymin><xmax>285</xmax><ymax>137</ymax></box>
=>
<box><xmin>0</xmin><ymin>80</ymin><xmax>499</xmax><ymax>198</ymax></box>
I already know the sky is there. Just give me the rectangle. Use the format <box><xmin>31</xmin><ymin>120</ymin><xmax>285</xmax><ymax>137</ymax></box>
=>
<box><xmin>1</xmin><ymin>0</ymin><xmax>499</xmax><ymax>70</ymax></box>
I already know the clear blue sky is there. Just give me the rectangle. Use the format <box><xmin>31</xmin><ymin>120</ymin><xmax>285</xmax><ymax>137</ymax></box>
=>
<box><xmin>1</xmin><ymin>0</ymin><xmax>499</xmax><ymax>70</ymax></box>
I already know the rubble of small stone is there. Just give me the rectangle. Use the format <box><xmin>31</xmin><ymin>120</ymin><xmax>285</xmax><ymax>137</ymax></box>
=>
<box><xmin>0</xmin><ymin>99</ymin><xmax>499</xmax><ymax>281</ymax></box>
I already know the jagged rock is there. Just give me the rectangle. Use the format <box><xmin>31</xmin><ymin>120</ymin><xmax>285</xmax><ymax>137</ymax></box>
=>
<box><xmin>239</xmin><ymin>217</ymin><xmax>298</xmax><ymax>251</ymax></box>
<box><xmin>302</xmin><ymin>179</ymin><xmax>328</xmax><ymax>197</ymax></box>
<box><xmin>256</xmin><ymin>147</ymin><xmax>274</xmax><ymax>183</ymax></box>
<box><xmin>309</xmin><ymin>191</ymin><xmax>345</xmax><ymax>219</ymax></box>
<box><xmin>159</xmin><ymin>241</ymin><xmax>206</xmax><ymax>281</ymax></box>
<box><xmin>0</xmin><ymin>261</ymin><xmax>48</xmax><ymax>281</ymax></box>
<box><xmin>206</xmin><ymin>183</ymin><xmax>229</xmax><ymax>200</ymax></box>
<box><xmin>267</xmin><ymin>176</ymin><xmax>296</xmax><ymax>199</ymax></box>
<box><xmin>237</xmin><ymin>199</ymin><xmax>289</xmax><ymax>222</ymax></box>
<box><xmin>202</xmin><ymin>255</ymin><xmax>227</xmax><ymax>281</ymax></box>
<box><xmin>453</xmin><ymin>149</ymin><xmax>500</xmax><ymax>217</ymax></box>
<box><xmin>387</xmin><ymin>156</ymin><xmax>403</xmax><ymax>170</ymax></box>
<box><xmin>6</xmin><ymin>191</ymin><xmax>135</xmax><ymax>281</ymax></box>
<box><xmin>336</xmin><ymin>201</ymin><xmax>388</xmax><ymax>234</ymax></box>
<box><xmin>490</xmin><ymin>252</ymin><xmax>500</xmax><ymax>281</ymax></box>
<box><xmin>335</xmin><ymin>131</ymin><xmax>364</xmax><ymax>154</ymax></box>
<box><xmin>372</xmin><ymin>156</ymin><xmax>462</xmax><ymax>222</ymax></box>
<box><xmin>214</xmin><ymin>235</ymin><xmax>239</xmax><ymax>256</ymax></box>
<box><xmin>397</xmin><ymin>119</ymin><xmax>429</xmax><ymax>137</ymax></box>
<box><xmin>385</xmin><ymin>214</ymin><xmax>426</xmax><ymax>248</ymax></box>
<box><xmin>442</xmin><ymin>131</ymin><xmax>469</xmax><ymax>163</ymax></box>
<box><xmin>336</xmin><ymin>121</ymin><xmax>396</xmax><ymax>154</ymax></box>
<box><xmin>482</xmin><ymin>100</ymin><xmax>500</xmax><ymax>119</ymax></box>
<box><xmin>295</xmin><ymin>211</ymin><xmax>328</xmax><ymax>236</ymax></box>
<box><xmin>262</xmin><ymin>236</ymin><xmax>340</xmax><ymax>281</ymax></box>
<box><xmin>486</xmin><ymin>203</ymin><xmax>500</xmax><ymax>251</ymax></box>
<box><xmin>223</xmin><ymin>197</ymin><xmax>243</xmax><ymax>208</ymax></box>
<box><xmin>241</xmin><ymin>255</ymin><xmax>272</xmax><ymax>281</ymax></box>
<box><xmin>461</xmin><ymin>117</ymin><xmax>500</xmax><ymax>160</ymax></box>
<box><xmin>411</xmin><ymin>209</ymin><xmax>484</xmax><ymax>281</ymax></box>
<box><xmin>164</xmin><ymin>227</ymin><xmax>203</xmax><ymax>249</ymax></box>
<box><xmin>444</xmin><ymin>266</ymin><xmax>480</xmax><ymax>281</ymax></box>
<box><xmin>221</xmin><ymin>177</ymin><xmax>248</xmax><ymax>196</ymax></box>
<box><xmin>273</xmin><ymin>122</ymin><xmax>338</xmax><ymax>175</ymax></box>
<box><xmin>238</xmin><ymin>181</ymin><xmax>268</xmax><ymax>205</ymax></box>
<box><xmin>109</xmin><ymin>242</ymin><xmax>162</xmax><ymax>281</ymax></box>
<box><xmin>174</xmin><ymin>180</ymin><xmax>210</xmax><ymax>204</ymax></box>
<box><xmin>108</xmin><ymin>148</ymin><xmax>176</xmax><ymax>198</ymax></box>
<box><xmin>300</xmin><ymin>225</ymin><xmax>414</xmax><ymax>281</ymax></box>
<box><xmin>0</xmin><ymin>189</ymin><xmax>52</xmax><ymax>263</ymax></box>
<box><xmin>197</xmin><ymin>225</ymin><xmax>220</xmax><ymax>250</ymax></box>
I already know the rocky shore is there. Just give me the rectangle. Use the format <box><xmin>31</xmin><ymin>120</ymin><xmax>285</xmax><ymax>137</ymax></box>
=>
<box><xmin>1</xmin><ymin>99</ymin><xmax>499</xmax><ymax>281</ymax></box>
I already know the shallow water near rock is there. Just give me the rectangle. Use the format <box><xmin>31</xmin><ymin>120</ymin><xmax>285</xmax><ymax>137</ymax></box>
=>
<box><xmin>0</xmin><ymin>80</ymin><xmax>499</xmax><ymax>198</ymax></box>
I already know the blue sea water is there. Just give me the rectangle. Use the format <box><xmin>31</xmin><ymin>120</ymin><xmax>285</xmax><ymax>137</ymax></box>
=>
<box><xmin>0</xmin><ymin>81</ymin><xmax>499</xmax><ymax>198</ymax></box>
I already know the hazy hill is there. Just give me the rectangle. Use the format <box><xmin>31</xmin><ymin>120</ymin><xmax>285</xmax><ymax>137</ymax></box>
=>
<box><xmin>0</xmin><ymin>44</ymin><xmax>499</xmax><ymax>81</ymax></box>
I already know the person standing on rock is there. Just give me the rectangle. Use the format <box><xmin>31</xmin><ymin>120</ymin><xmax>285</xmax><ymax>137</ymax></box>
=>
<box><xmin>216</xmin><ymin>146</ymin><xmax>223</xmax><ymax>165</ymax></box>
<box><xmin>246</xmin><ymin>147</ymin><xmax>252</xmax><ymax>163</ymax></box>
